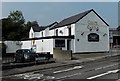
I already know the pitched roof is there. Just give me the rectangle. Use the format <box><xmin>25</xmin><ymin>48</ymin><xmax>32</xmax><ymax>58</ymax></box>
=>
<box><xmin>50</xmin><ymin>9</ymin><xmax>109</xmax><ymax>30</ymax></box>
<box><xmin>47</xmin><ymin>22</ymin><xmax>58</xmax><ymax>27</ymax></box>
<box><xmin>32</xmin><ymin>22</ymin><xmax>58</xmax><ymax>32</ymax></box>
<box><xmin>32</xmin><ymin>26</ymin><xmax>47</xmax><ymax>32</ymax></box>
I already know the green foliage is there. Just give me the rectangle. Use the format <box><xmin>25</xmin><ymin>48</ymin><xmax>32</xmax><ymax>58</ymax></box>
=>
<box><xmin>2</xmin><ymin>10</ymin><xmax>39</xmax><ymax>40</ymax></box>
<box><xmin>8</xmin><ymin>10</ymin><xmax>25</xmax><ymax>24</ymax></box>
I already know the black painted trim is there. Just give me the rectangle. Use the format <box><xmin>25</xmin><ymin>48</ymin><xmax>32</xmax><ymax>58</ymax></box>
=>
<box><xmin>21</xmin><ymin>35</ymin><xmax>75</xmax><ymax>41</ymax></box>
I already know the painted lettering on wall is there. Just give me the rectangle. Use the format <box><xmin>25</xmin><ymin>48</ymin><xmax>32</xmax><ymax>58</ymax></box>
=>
<box><xmin>87</xmin><ymin>20</ymin><xmax>99</xmax><ymax>30</ymax></box>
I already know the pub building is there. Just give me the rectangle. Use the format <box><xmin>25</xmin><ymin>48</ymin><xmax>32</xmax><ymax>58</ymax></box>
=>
<box><xmin>28</xmin><ymin>9</ymin><xmax>109</xmax><ymax>54</ymax></box>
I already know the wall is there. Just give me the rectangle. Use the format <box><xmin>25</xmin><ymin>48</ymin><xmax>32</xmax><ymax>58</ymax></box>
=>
<box><xmin>21</xmin><ymin>40</ymin><xmax>32</xmax><ymax>49</ymax></box>
<box><xmin>4</xmin><ymin>41</ymin><xmax>22</xmax><ymax>53</ymax></box>
<box><xmin>45</xmin><ymin>27</ymin><xmax>50</xmax><ymax>36</ymax></box>
<box><xmin>29</xmin><ymin>27</ymin><xmax>34</xmax><ymax>38</ymax></box>
<box><xmin>49</xmin><ymin>24</ymin><xmax>75</xmax><ymax>36</ymax></box>
<box><xmin>34</xmin><ymin>32</ymin><xmax>40</xmax><ymax>38</ymax></box>
<box><xmin>53</xmin><ymin>48</ymin><xmax>72</xmax><ymax>60</ymax></box>
<box><xmin>35</xmin><ymin>39</ymin><xmax>54</xmax><ymax>54</ymax></box>
<box><xmin>74</xmin><ymin>11</ymin><xmax>109</xmax><ymax>53</ymax></box>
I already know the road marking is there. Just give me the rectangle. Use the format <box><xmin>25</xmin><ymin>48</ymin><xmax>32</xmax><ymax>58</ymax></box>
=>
<box><xmin>53</xmin><ymin>66</ymin><xmax>83</xmax><ymax>73</ymax></box>
<box><xmin>1</xmin><ymin>65</ymin><xmax>82</xmax><ymax>79</ymax></box>
<box><xmin>0</xmin><ymin>68</ymin><xmax>53</xmax><ymax>79</ymax></box>
<box><xmin>56</xmin><ymin>72</ymin><xmax>81</xmax><ymax>80</ymax></box>
<box><xmin>95</xmin><ymin>63</ymin><xmax>118</xmax><ymax>71</ymax></box>
<box><xmin>87</xmin><ymin>69</ymin><xmax>120</xmax><ymax>79</ymax></box>
<box><xmin>108</xmin><ymin>69</ymin><xmax>120</xmax><ymax>73</ymax></box>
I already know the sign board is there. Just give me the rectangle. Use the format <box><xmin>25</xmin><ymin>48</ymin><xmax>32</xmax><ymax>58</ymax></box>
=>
<box><xmin>88</xmin><ymin>33</ymin><xmax>99</xmax><ymax>42</ymax></box>
<box><xmin>87</xmin><ymin>20</ymin><xmax>99</xmax><ymax>30</ymax></box>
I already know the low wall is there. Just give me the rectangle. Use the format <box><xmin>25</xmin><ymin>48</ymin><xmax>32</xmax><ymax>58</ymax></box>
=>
<box><xmin>53</xmin><ymin>48</ymin><xmax>72</xmax><ymax>60</ymax></box>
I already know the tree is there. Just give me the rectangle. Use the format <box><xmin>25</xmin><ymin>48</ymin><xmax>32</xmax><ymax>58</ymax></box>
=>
<box><xmin>2</xmin><ymin>10</ymin><xmax>39</xmax><ymax>40</ymax></box>
<box><xmin>2</xmin><ymin>10</ymin><xmax>25</xmax><ymax>40</ymax></box>
<box><xmin>8</xmin><ymin>10</ymin><xmax>25</xmax><ymax>25</ymax></box>
<box><xmin>117</xmin><ymin>26</ymin><xmax>120</xmax><ymax>31</ymax></box>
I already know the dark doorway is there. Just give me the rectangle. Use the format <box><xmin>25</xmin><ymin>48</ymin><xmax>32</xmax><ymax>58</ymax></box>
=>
<box><xmin>113</xmin><ymin>36</ymin><xmax>120</xmax><ymax>45</ymax></box>
<box><xmin>67</xmin><ymin>40</ymin><xmax>71</xmax><ymax>50</ymax></box>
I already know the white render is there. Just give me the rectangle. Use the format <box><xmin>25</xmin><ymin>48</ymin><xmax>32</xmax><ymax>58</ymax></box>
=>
<box><xmin>4</xmin><ymin>41</ymin><xmax>22</xmax><ymax>53</ymax></box>
<box><xmin>35</xmin><ymin>39</ymin><xmax>54</xmax><ymax>54</ymax></box>
<box><xmin>29</xmin><ymin>27</ymin><xmax>34</xmax><ymax>38</ymax></box>
<box><xmin>74</xmin><ymin>11</ymin><xmax>109</xmax><ymax>53</ymax></box>
<box><xmin>21</xmin><ymin>41</ymin><xmax>31</xmax><ymax>49</ymax></box>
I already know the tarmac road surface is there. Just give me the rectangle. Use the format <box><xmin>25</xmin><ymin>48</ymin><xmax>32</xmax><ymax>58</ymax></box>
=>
<box><xmin>2</xmin><ymin>55</ymin><xmax>120</xmax><ymax>81</ymax></box>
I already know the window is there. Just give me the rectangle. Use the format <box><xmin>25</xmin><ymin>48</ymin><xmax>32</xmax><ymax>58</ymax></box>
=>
<box><xmin>56</xmin><ymin>29</ymin><xmax>58</xmax><ymax>36</ymax></box>
<box><xmin>55</xmin><ymin>40</ymin><xmax>65</xmax><ymax>47</ymax></box>
<box><xmin>42</xmin><ymin>32</ymin><xmax>43</xmax><ymax>37</ymax></box>
<box><xmin>23</xmin><ymin>49</ymin><xmax>33</xmax><ymax>54</ymax></box>
<box><xmin>67</xmin><ymin>25</ymin><xmax>71</xmax><ymax>36</ymax></box>
<box><xmin>88</xmin><ymin>33</ymin><xmax>99</xmax><ymax>42</ymax></box>
<box><xmin>16</xmin><ymin>50</ymin><xmax>22</xmax><ymax>54</ymax></box>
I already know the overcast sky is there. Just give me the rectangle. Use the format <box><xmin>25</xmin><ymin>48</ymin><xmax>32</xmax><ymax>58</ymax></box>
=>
<box><xmin>2</xmin><ymin>2</ymin><xmax>119</xmax><ymax>28</ymax></box>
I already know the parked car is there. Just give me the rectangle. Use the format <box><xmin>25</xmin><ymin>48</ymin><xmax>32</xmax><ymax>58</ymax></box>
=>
<box><xmin>14</xmin><ymin>49</ymin><xmax>40</xmax><ymax>62</ymax></box>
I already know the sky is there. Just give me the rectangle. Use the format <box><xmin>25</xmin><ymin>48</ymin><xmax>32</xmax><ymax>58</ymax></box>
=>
<box><xmin>2</xmin><ymin>2</ymin><xmax>119</xmax><ymax>28</ymax></box>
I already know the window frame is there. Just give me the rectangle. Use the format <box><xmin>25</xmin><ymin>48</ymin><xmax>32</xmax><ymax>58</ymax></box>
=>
<box><xmin>55</xmin><ymin>40</ymin><xmax>65</xmax><ymax>47</ymax></box>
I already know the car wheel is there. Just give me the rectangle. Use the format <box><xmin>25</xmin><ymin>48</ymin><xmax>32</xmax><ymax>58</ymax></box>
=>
<box><xmin>14</xmin><ymin>58</ymin><xmax>19</xmax><ymax>63</ymax></box>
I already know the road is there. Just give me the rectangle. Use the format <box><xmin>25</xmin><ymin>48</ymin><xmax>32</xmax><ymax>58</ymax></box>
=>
<box><xmin>2</xmin><ymin>55</ymin><xmax>120</xmax><ymax>81</ymax></box>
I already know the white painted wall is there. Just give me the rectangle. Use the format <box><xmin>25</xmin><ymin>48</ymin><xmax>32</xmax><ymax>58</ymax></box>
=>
<box><xmin>49</xmin><ymin>24</ymin><xmax>75</xmax><ymax>36</ymax></box>
<box><xmin>39</xmin><ymin>30</ymin><xmax>46</xmax><ymax>37</ymax></box>
<box><xmin>34</xmin><ymin>32</ymin><xmax>40</xmax><ymax>38</ymax></box>
<box><xmin>4</xmin><ymin>41</ymin><xmax>22</xmax><ymax>53</ymax></box>
<box><xmin>35</xmin><ymin>39</ymin><xmax>54</xmax><ymax>54</ymax></box>
<box><xmin>45</xmin><ymin>27</ymin><xmax>50</xmax><ymax>36</ymax></box>
<box><xmin>74</xmin><ymin>11</ymin><xmax>109</xmax><ymax>53</ymax></box>
<box><xmin>21</xmin><ymin>41</ymin><xmax>32</xmax><ymax>49</ymax></box>
<box><xmin>49</xmin><ymin>29</ymin><xmax>55</xmax><ymax>36</ymax></box>
<box><xmin>29</xmin><ymin>27</ymin><xmax>34</xmax><ymax>38</ymax></box>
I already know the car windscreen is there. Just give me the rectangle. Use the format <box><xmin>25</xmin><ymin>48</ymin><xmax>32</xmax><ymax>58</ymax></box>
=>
<box><xmin>23</xmin><ymin>49</ymin><xmax>34</xmax><ymax>54</ymax></box>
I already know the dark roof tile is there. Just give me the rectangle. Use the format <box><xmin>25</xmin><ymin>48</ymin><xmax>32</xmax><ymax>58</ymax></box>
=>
<box><xmin>50</xmin><ymin>9</ymin><xmax>109</xmax><ymax>30</ymax></box>
<box><xmin>32</xmin><ymin>22</ymin><xmax>58</xmax><ymax>32</ymax></box>
<box><xmin>32</xmin><ymin>26</ymin><xmax>47</xmax><ymax>32</ymax></box>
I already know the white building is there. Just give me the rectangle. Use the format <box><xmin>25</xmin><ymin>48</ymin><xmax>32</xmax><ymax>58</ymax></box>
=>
<box><xmin>5</xmin><ymin>9</ymin><xmax>109</xmax><ymax>54</ymax></box>
<box><xmin>28</xmin><ymin>9</ymin><xmax>109</xmax><ymax>54</ymax></box>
